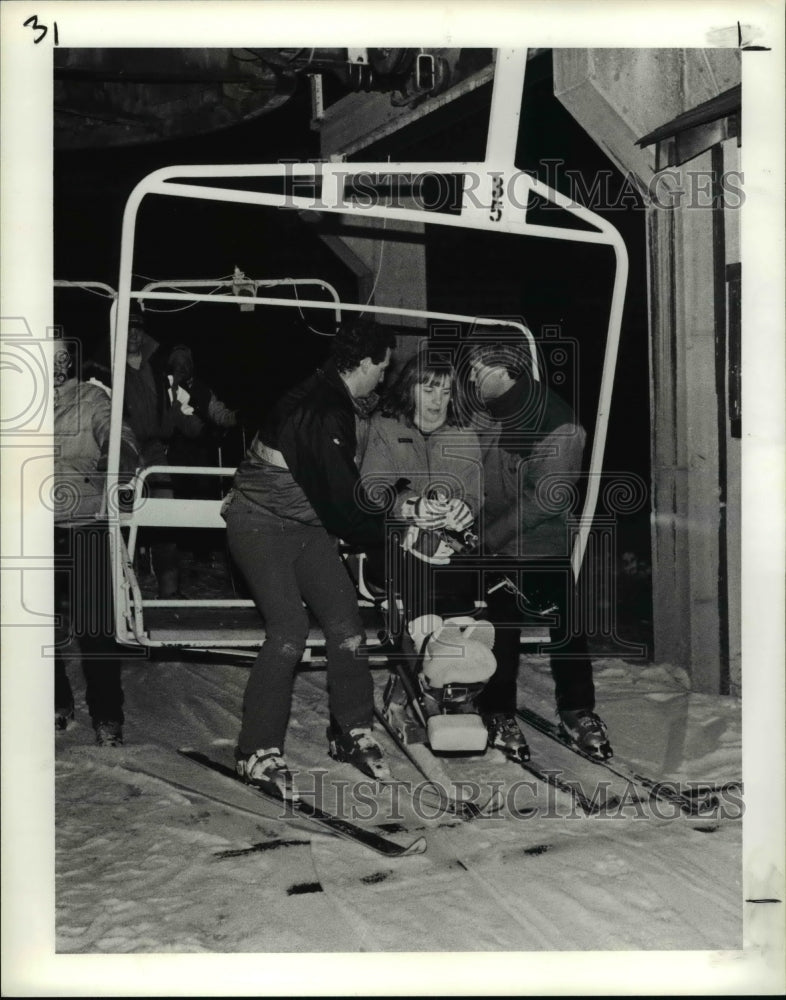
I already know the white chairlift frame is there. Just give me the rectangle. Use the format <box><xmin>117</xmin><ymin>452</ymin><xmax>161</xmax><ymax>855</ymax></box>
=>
<box><xmin>55</xmin><ymin>276</ymin><xmax>344</xmax><ymax>356</ymax></box>
<box><xmin>106</xmin><ymin>47</ymin><xmax>628</xmax><ymax>649</ymax></box>
<box><xmin>53</xmin><ymin>281</ymin><xmax>118</xmax><ymax>342</ymax></box>
<box><xmin>138</xmin><ymin>276</ymin><xmax>343</xmax><ymax>326</ymax></box>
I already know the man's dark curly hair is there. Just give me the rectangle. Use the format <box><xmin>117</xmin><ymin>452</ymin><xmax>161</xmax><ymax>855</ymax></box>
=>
<box><xmin>331</xmin><ymin>320</ymin><xmax>396</xmax><ymax>373</ymax></box>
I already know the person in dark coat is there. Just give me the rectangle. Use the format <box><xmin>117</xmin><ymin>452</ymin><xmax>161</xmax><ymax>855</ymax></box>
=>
<box><xmin>123</xmin><ymin>310</ymin><xmax>204</xmax><ymax>597</ymax></box>
<box><xmin>467</xmin><ymin>337</ymin><xmax>612</xmax><ymax>761</ymax></box>
<box><xmin>222</xmin><ymin>323</ymin><xmax>445</xmax><ymax>798</ymax></box>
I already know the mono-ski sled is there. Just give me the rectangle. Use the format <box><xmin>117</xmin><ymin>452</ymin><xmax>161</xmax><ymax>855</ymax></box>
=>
<box><xmin>382</xmin><ymin>613</ymin><xmax>497</xmax><ymax>755</ymax></box>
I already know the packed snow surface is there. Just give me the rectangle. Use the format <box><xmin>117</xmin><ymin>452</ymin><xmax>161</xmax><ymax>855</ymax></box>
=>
<box><xmin>50</xmin><ymin>649</ymin><xmax>743</xmax><ymax>961</ymax></box>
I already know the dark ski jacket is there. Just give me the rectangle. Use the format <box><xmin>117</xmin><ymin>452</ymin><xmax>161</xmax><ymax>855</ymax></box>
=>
<box><xmin>234</xmin><ymin>361</ymin><xmax>386</xmax><ymax>550</ymax></box>
<box><xmin>480</xmin><ymin>372</ymin><xmax>586</xmax><ymax>559</ymax></box>
<box><xmin>123</xmin><ymin>332</ymin><xmax>204</xmax><ymax>469</ymax></box>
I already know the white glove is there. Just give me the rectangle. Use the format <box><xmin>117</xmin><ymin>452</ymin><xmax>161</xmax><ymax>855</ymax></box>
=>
<box><xmin>444</xmin><ymin>498</ymin><xmax>474</xmax><ymax>532</ymax></box>
<box><xmin>168</xmin><ymin>375</ymin><xmax>195</xmax><ymax>415</ymax></box>
<box><xmin>175</xmin><ymin>384</ymin><xmax>195</xmax><ymax>416</ymax></box>
<box><xmin>401</xmin><ymin>496</ymin><xmax>450</xmax><ymax>530</ymax></box>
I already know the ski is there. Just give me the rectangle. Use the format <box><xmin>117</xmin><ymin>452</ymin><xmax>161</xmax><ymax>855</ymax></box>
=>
<box><xmin>512</xmin><ymin>755</ymin><xmax>617</xmax><ymax>816</ymax></box>
<box><xmin>373</xmin><ymin>706</ymin><xmax>508</xmax><ymax>821</ymax></box>
<box><xmin>515</xmin><ymin>706</ymin><xmax>740</xmax><ymax>817</ymax></box>
<box><xmin>178</xmin><ymin>748</ymin><xmax>427</xmax><ymax>858</ymax></box>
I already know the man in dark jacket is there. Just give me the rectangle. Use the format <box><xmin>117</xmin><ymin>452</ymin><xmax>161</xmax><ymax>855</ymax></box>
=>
<box><xmin>165</xmin><ymin>343</ymin><xmax>238</xmax><ymax>558</ymax></box>
<box><xmin>124</xmin><ymin>310</ymin><xmax>203</xmax><ymax>597</ymax></box>
<box><xmin>468</xmin><ymin>338</ymin><xmax>612</xmax><ymax>761</ymax></box>
<box><xmin>223</xmin><ymin>322</ymin><xmax>447</xmax><ymax>797</ymax></box>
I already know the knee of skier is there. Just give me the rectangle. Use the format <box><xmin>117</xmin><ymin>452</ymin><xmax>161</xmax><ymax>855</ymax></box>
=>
<box><xmin>282</xmin><ymin>638</ymin><xmax>306</xmax><ymax>658</ymax></box>
<box><xmin>266</xmin><ymin>628</ymin><xmax>308</xmax><ymax>661</ymax></box>
<box><xmin>325</xmin><ymin>622</ymin><xmax>365</xmax><ymax>656</ymax></box>
<box><xmin>338</xmin><ymin>633</ymin><xmax>363</xmax><ymax>653</ymax></box>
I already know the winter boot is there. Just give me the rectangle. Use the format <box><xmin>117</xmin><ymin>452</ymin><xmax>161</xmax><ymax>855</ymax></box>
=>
<box><xmin>558</xmin><ymin>709</ymin><xmax>613</xmax><ymax>760</ymax></box>
<box><xmin>485</xmin><ymin>713</ymin><xmax>530</xmax><ymax>763</ymax></box>
<box><xmin>327</xmin><ymin>725</ymin><xmax>390</xmax><ymax>780</ymax></box>
<box><xmin>55</xmin><ymin>701</ymin><xmax>75</xmax><ymax>732</ymax></box>
<box><xmin>94</xmin><ymin>719</ymin><xmax>123</xmax><ymax>747</ymax></box>
<box><xmin>235</xmin><ymin>747</ymin><xmax>297</xmax><ymax>800</ymax></box>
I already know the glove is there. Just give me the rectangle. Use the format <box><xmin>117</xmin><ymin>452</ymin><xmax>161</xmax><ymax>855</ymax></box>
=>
<box><xmin>402</xmin><ymin>525</ymin><xmax>453</xmax><ymax>565</ymax></box>
<box><xmin>401</xmin><ymin>495</ymin><xmax>450</xmax><ymax>530</ymax></box>
<box><xmin>175</xmin><ymin>384</ymin><xmax>195</xmax><ymax>416</ymax></box>
<box><xmin>444</xmin><ymin>498</ymin><xmax>474</xmax><ymax>532</ymax></box>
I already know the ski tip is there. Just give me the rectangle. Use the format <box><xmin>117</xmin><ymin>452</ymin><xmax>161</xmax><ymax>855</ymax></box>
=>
<box><xmin>505</xmin><ymin>802</ymin><xmax>539</xmax><ymax>818</ymax></box>
<box><xmin>482</xmin><ymin>789</ymin><xmax>506</xmax><ymax>816</ymax></box>
<box><xmin>458</xmin><ymin>788</ymin><xmax>506</xmax><ymax>819</ymax></box>
<box><xmin>400</xmin><ymin>836</ymin><xmax>428</xmax><ymax>857</ymax></box>
<box><xmin>682</xmin><ymin>780</ymin><xmax>742</xmax><ymax>797</ymax></box>
<box><xmin>682</xmin><ymin>794</ymin><xmax>721</xmax><ymax>817</ymax></box>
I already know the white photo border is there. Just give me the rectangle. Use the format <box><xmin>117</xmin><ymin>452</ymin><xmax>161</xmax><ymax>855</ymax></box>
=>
<box><xmin>1</xmin><ymin>1</ymin><xmax>784</xmax><ymax>995</ymax></box>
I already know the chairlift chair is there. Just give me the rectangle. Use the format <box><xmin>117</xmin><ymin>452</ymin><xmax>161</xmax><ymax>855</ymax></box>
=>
<box><xmin>95</xmin><ymin>47</ymin><xmax>628</xmax><ymax>657</ymax></box>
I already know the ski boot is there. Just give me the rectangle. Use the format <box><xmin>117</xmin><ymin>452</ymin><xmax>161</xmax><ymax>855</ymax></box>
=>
<box><xmin>55</xmin><ymin>702</ymin><xmax>75</xmax><ymax>732</ymax></box>
<box><xmin>235</xmin><ymin>747</ymin><xmax>298</xmax><ymax>800</ymax></box>
<box><xmin>413</xmin><ymin>615</ymin><xmax>497</xmax><ymax>753</ymax></box>
<box><xmin>327</xmin><ymin>725</ymin><xmax>391</xmax><ymax>780</ymax></box>
<box><xmin>558</xmin><ymin>709</ymin><xmax>613</xmax><ymax>760</ymax></box>
<box><xmin>485</xmin><ymin>713</ymin><xmax>530</xmax><ymax>763</ymax></box>
<box><xmin>94</xmin><ymin>719</ymin><xmax>123</xmax><ymax>747</ymax></box>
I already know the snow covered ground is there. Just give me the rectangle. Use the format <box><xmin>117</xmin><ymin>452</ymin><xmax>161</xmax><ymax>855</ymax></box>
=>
<box><xmin>18</xmin><ymin>629</ymin><xmax>756</xmax><ymax>991</ymax></box>
<box><xmin>49</xmin><ymin>649</ymin><xmax>745</xmax><ymax>953</ymax></box>
<box><xmin>4</xmin><ymin>542</ymin><xmax>784</xmax><ymax>997</ymax></box>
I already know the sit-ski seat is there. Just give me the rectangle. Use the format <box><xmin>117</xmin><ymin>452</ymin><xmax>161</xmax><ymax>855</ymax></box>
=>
<box><xmin>409</xmin><ymin>614</ymin><xmax>497</xmax><ymax>753</ymax></box>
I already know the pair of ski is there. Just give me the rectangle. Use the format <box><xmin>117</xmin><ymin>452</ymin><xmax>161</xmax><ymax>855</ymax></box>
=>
<box><xmin>178</xmin><ymin>748</ymin><xmax>428</xmax><ymax>858</ymax></box>
<box><xmin>178</xmin><ymin>720</ymin><xmax>507</xmax><ymax>857</ymax></box>
<box><xmin>377</xmin><ymin>679</ymin><xmax>735</xmax><ymax>818</ymax></box>
<box><xmin>179</xmin><ymin>707</ymin><xmax>740</xmax><ymax>858</ymax></box>
<box><xmin>514</xmin><ymin>706</ymin><xmax>741</xmax><ymax>817</ymax></box>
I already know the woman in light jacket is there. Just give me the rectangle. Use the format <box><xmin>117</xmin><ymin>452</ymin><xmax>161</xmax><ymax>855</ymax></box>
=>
<box><xmin>359</xmin><ymin>349</ymin><xmax>482</xmax><ymax>625</ymax></box>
